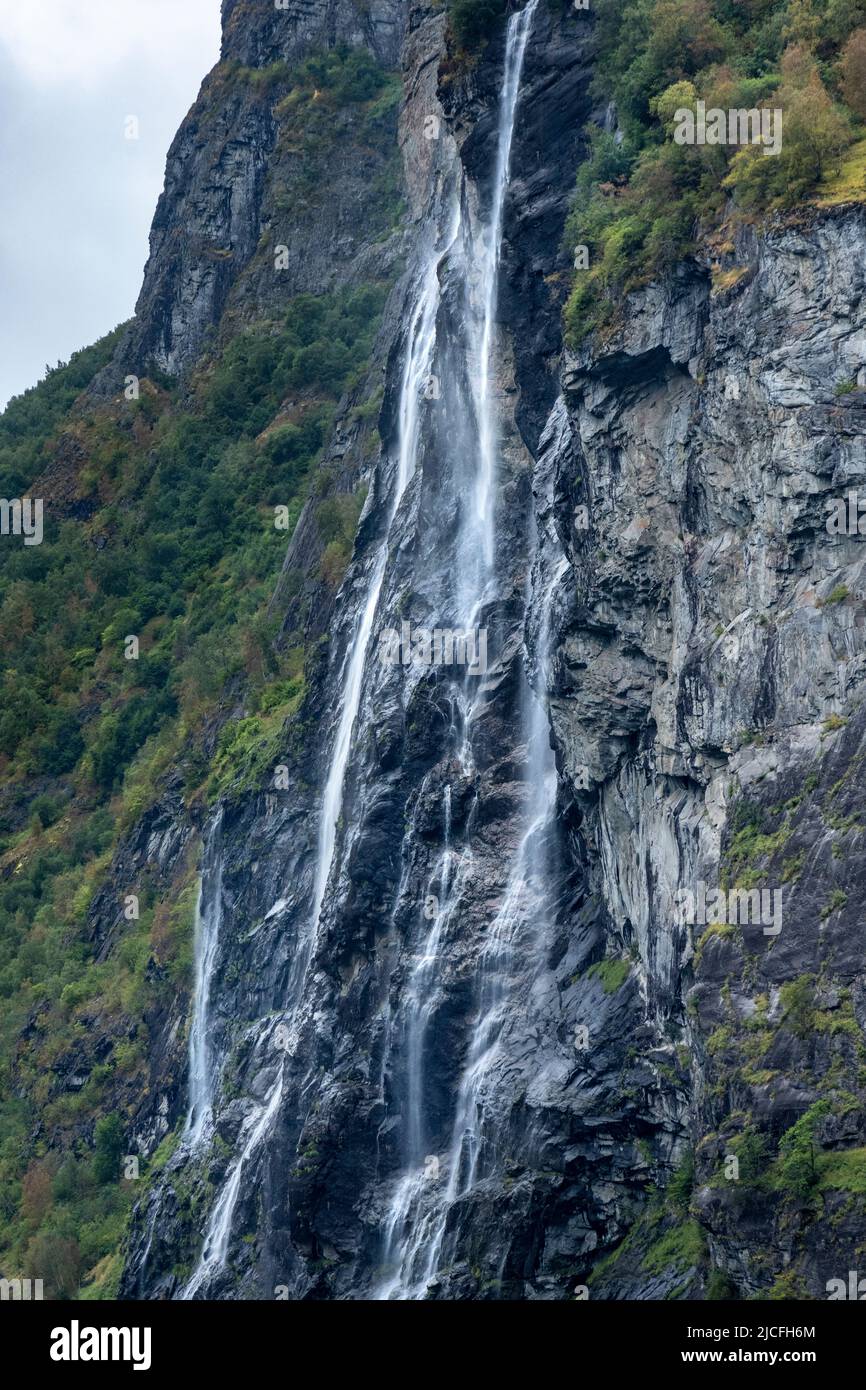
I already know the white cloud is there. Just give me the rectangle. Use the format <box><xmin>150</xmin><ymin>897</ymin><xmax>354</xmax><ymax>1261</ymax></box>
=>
<box><xmin>0</xmin><ymin>0</ymin><xmax>222</xmax><ymax>411</ymax></box>
<box><xmin>0</xmin><ymin>0</ymin><xmax>220</xmax><ymax>87</ymax></box>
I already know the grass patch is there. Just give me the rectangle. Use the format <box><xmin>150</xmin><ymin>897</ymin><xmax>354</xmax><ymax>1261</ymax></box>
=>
<box><xmin>642</xmin><ymin>1221</ymin><xmax>706</xmax><ymax>1276</ymax></box>
<box><xmin>814</xmin><ymin>137</ymin><xmax>866</xmax><ymax>206</ymax></box>
<box><xmin>587</xmin><ymin>956</ymin><xmax>632</xmax><ymax>994</ymax></box>
<box><xmin>817</xmin><ymin>1147</ymin><xmax>866</xmax><ymax>1194</ymax></box>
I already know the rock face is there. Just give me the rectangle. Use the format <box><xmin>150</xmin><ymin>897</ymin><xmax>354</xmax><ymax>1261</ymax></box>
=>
<box><xmin>107</xmin><ymin>0</ymin><xmax>866</xmax><ymax>1300</ymax></box>
<box><xmin>556</xmin><ymin>206</ymin><xmax>866</xmax><ymax>1296</ymax></box>
<box><xmin>93</xmin><ymin>0</ymin><xmax>408</xmax><ymax>386</ymax></box>
<box><xmin>220</xmin><ymin>0</ymin><xmax>405</xmax><ymax>69</ymax></box>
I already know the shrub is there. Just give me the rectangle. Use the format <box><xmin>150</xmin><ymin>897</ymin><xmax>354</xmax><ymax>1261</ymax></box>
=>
<box><xmin>667</xmin><ymin>1150</ymin><xmax>695</xmax><ymax>1212</ymax></box>
<box><xmin>726</xmin><ymin>48</ymin><xmax>853</xmax><ymax>208</ymax></box>
<box><xmin>565</xmin><ymin>1</ymin><xmax>861</xmax><ymax>344</ymax></box>
<box><xmin>93</xmin><ymin>1114</ymin><xmax>125</xmax><ymax>1185</ymax></box>
<box><xmin>25</xmin><ymin>1232</ymin><xmax>81</xmax><ymax>1300</ymax></box>
<box><xmin>448</xmin><ymin>0</ymin><xmax>508</xmax><ymax>51</ymax></box>
<box><xmin>779</xmin><ymin>974</ymin><xmax>816</xmax><ymax>1037</ymax></box>
<box><xmin>587</xmin><ymin>956</ymin><xmax>632</xmax><ymax>993</ymax></box>
<box><xmin>840</xmin><ymin>28</ymin><xmax>866</xmax><ymax>120</ymax></box>
<box><xmin>777</xmin><ymin>1101</ymin><xmax>831</xmax><ymax>1197</ymax></box>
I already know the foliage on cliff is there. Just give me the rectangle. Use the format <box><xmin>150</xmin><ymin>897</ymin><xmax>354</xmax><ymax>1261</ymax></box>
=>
<box><xmin>447</xmin><ymin>0</ymin><xmax>509</xmax><ymax>50</ymax></box>
<box><xmin>565</xmin><ymin>0</ymin><xmax>866</xmax><ymax>341</ymax></box>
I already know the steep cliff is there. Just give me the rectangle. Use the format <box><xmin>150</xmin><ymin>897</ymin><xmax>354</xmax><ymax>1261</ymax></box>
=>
<box><xmin>555</xmin><ymin>204</ymin><xmax>866</xmax><ymax>1298</ymax></box>
<box><xmin>2</xmin><ymin>0</ymin><xmax>865</xmax><ymax>1303</ymax></box>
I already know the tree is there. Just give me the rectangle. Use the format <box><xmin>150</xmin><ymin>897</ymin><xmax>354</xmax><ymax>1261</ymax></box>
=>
<box><xmin>726</xmin><ymin>47</ymin><xmax>852</xmax><ymax>207</ymax></box>
<box><xmin>93</xmin><ymin>1113</ymin><xmax>124</xmax><ymax>1184</ymax></box>
<box><xmin>777</xmin><ymin>1100</ymin><xmax>831</xmax><ymax>1198</ymax></box>
<box><xmin>783</xmin><ymin>0</ymin><xmax>821</xmax><ymax>50</ymax></box>
<box><xmin>651</xmin><ymin>79</ymin><xmax>698</xmax><ymax>135</ymax></box>
<box><xmin>737</xmin><ymin>1129</ymin><xmax>769</xmax><ymax>1183</ymax></box>
<box><xmin>25</xmin><ymin>1232</ymin><xmax>81</xmax><ymax>1300</ymax></box>
<box><xmin>448</xmin><ymin>0</ymin><xmax>507</xmax><ymax>51</ymax></box>
<box><xmin>840</xmin><ymin>28</ymin><xmax>866</xmax><ymax>120</ymax></box>
<box><xmin>21</xmin><ymin>1163</ymin><xmax>53</xmax><ymax>1227</ymax></box>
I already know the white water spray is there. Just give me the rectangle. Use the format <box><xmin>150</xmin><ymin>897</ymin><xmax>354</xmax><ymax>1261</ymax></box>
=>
<box><xmin>417</xmin><ymin>552</ymin><xmax>569</xmax><ymax>1292</ymax></box>
<box><xmin>181</xmin><ymin>1060</ymin><xmax>285</xmax><ymax>1300</ymax></box>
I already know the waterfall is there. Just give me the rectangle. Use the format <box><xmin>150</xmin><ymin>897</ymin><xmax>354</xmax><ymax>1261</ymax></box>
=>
<box><xmin>311</xmin><ymin>218</ymin><xmax>456</xmax><ymax>931</ymax></box>
<box><xmin>180</xmin><ymin>207</ymin><xmax>458</xmax><ymax>1298</ymax></box>
<box><xmin>178</xmin><ymin>0</ymin><xmax>542</xmax><ymax>1303</ymax></box>
<box><xmin>185</xmin><ymin>810</ymin><xmax>224</xmax><ymax>1147</ymax></box>
<box><xmin>459</xmin><ymin>0</ymin><xmax>538</xmax><ymax>619</ymax></box>
<box><xmin>377</xmin><ymin>783</ymin><xmax>476</xmax><ymax>1299</ymax></box>
<box><xmin>378</xmin><ymin>544</ymin><xmax>567</xmax><ymax>1299</ymax></box>
<box><xmin>418</xmin><ymin>550</ymin><xmax>569</xmax><ymax>1292</ymax></box>
<box><xmin>181</xmin><ymin>1062</ymin><xmax>285</xmax><ymax>1300</ymax></box>
<box><xmin>376</xmin><ymin>0</ymin><xmax>543</xmax><ymax>1299</ymax></box>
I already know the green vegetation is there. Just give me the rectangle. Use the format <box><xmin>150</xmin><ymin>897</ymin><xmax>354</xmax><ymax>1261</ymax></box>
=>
<box><xmin>822</xmin><ymin>583</ymin><xmax>850</xmax><ymax>604</ymax></box>
<box><xmin>706</xmin><ymin>1267</ymin><xmax>735</xmax><ymax>1298</ymax></box>
<box><xmin>774</xmin><ymin>1100</ymin><xmax>831</xmax><ymax>1196</ymax></box>
<box><xmin>779</xmin><ymin>974</ymin><xmax>817</xmax><ymax>1035</ymax></box>
<box><xmin>267</xmin><ymin>46</ymin><xmax>404</xmax><ymax>236</ymax></box>
<box><xmin>0</xmin><ymin>55</ymin><xmax>392</xmax><ymax>1285</ymax></box>
<box><xmin>447</xmin><ymin>0</ymin><xmax>508</xmax><ymax>51</ymax></box>
<box><xmin>765</xmin><ymin>1269</ymin><xmax>812</xmax><ymax>1298</ymax></box>
<box><xmin>667</xmin><ymin>1149</ymin><xmax>696</xmax><ymax>1212</ymax></box>
<box><xmin>820</xmin><ymin>887</ymin><xmax>848</xmax><ymax>918</ymax></box>
<box><xmin>0</xmin><ymin>329</ymin><xmax>124</xmax><ymax>496</ymax></box>
<box><xmin>722</xmin><ymin>797</ymin><xmax>792</xmax><ymax>888</ymax></box>
<box><xmin>816</xmin><ymin>1144</ymin><xmax>866</xmax><ymax>1192</ymax></box>
<box><xmin>587</xmin><ymin>1147</ymin><xmax>707</xmax><ymax>1292</ymax></box>
<box><xmin>642</xmin><ymin>1220</ymin><xmax>706</xmax><ymax>1275</ymax></box>
<box><xmin>587</xmin><ymin>955</ymin><xmax>632</xmax><ymax>993</ymax></box>
<box><xmin>732</xmin><ymin>1127</ymin><xmax>771</xmax><ymax>1183</ymax></box>
<box><xmin>822</xmin><ymin>712</ymin><xmax>848</xmax><ymax>732</ymax></box>
<box><xmin>564</xmin><ymin>0</ymin><xmax>866</xmax><ymax>342</ymax></box>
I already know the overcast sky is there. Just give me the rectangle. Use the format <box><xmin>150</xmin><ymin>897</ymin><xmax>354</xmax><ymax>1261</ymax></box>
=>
<box><xmin>0</xmin><ymin>0</ymin><xmax>222</xmax><ymax>412</ymax></box>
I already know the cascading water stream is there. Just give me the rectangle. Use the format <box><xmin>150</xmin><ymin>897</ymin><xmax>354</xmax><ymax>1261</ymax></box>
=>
<box><xmin>417</xmin><ymin>551</ymin><xmax>569</xmax><ymax>1292</ymax></box>
<box><xmin>185</xmin><ymin>810</ymin><xmax>224</xmax><ymax>1147</ymax></box>
<box><xmin>377</xmin><ymin>785</ymin><xmax>479</xmax><ymax>1299</ymax></box>
<box><xmin>379</xmin><ymin>543</ymin><xmax>567</xmax><ymax>1299</ymax></box>
<box><xmin>376</xmin><ymin>0</ymin><xmax>541</xmax><ymax>1299</ymax></box>
<box><xmin>310</xmin><ymin>223</ymin><xmax>454</xmax><ymax>933</ymax></box>
<box><xmin>459</xmin><ymin>0</ymin><xmax>538</xmax><ymax>621</ymax></box>
<box><xmin>180</xmin><ymin>210</ymin><xmax>458</xmax><ymax>1298</ymax></box>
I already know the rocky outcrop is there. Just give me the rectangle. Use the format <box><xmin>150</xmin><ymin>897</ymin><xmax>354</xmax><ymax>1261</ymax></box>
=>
<box><xmin>92</xmin><ymin>0</ymin><xmax>409</xmax><ymax>390</ymax></box>
<box><xmin>221</xmin><ymin>0</ymin><xmax>405</xmax><ymax>70</ymax></box>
